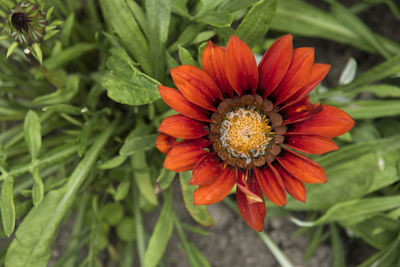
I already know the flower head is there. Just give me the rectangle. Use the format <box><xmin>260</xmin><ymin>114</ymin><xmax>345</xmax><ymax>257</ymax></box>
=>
<box><xmin>4</xmin><ymin>2</ymin><xmax>48</xmax><ymax>45</ymax></box>
<box><xmin>156</xmin><ymin>35</ymin><xmax>355</xmax><ymax>231</ymax></box>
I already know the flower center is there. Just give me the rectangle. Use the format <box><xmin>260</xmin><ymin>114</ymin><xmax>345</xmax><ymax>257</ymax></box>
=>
<box><xmin>219</xmin><ymin>107</ymin><xmax>273</xmax><ymax>163</ymax></box>
<box><xmin>11</xmin><ymin>12</ymin><xmax>31</xmax><ymax>32</ymax></box>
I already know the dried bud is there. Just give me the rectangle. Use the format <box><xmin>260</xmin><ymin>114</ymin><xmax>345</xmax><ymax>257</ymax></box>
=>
<box><xmin>5</xmin><ymin>2</ymin><xmax>47</xmax><ymax>45</ymax></box>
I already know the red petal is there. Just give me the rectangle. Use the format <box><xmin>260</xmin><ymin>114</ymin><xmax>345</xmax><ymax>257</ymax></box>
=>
<box><xmin>282</xmin><ymin>63</ymin><xmax>330</xmax><ymax>108</ymax></box>
<box><xmin>258</xmin><ymin>34</ymin><xmax>293</xmax><ymax>98</ymax></box>
<box><xmin>202</xmin><ymin>41</ymin><xmax>234</xmax><ymax>98</ymax></box>
<box><xmin>272</xmin><ymin>47</ymin><xmax>315</xmax><ymax>106</ymax></box>
<box><xmin>289</xmin><ymin>105</ymin><xmax>355</xmax><ymax>138</ymax></box>
<box><xmin>171</xmin><ymin>65</ymin><xmax>223</xmax><ymax>111</ymax></box>
<box><xmin>236</xmin><ymin>176</ymin><xmax>266</xmax><ymax>232</ymax></box>
<box><xmin>285</xmin><ymin>135</ymin><xmax>338</xmax><ymax>155</ymax></box>
<box><xmin>158</xmin><ymin>85</ymin><xmax>211</xmax><ymax>122</ymax></box>
<box><xmin>236</xmin><ymin>171</ymin><xmax>264</xmax><ymax>203</ymax></box>
<box><xmin>190</xmin><ymin>154</ymin><xmax>223</xmax><ymax>185</ymax></box>
<box><xmin>193</xmin><ymin>167</ymin><xmax>235</xmax><ymax>205</ymax></box>
<box><xmin>158</xmin><ymin>115</ymin><xmax>209</xmax><ymax>139</ymax></box>
<box><xmin>254</xmin><ymin>167</ymin><xmax>286</xmax><ymax>206</ymax></box>
<box><xmin>155</xmin><ymin>133</ymin><xmax>177</xmax><ymax>154</ymax></box>
<box><xmin>275</xmin><ymin>164</ymin><xmax>306</xmax><ymax>203</ymax></box>
<box><xmin>164</xmin><ymin>139</ymin><xmax>211</xmax><ymax>172</ymax></box>
<box><xmin>282</xmin><ymin>97</ymin><xmax>322</xmax><ymax>124</ymax></box>
<box><xmin>277</xmin><ymin>148</ymin><xmax>327</xmax><ymax>184</ymax></box>
<box><xmin>225</xmin><ymin>35</ymin><xmax>259</xmax><ymax>96</ymax></box>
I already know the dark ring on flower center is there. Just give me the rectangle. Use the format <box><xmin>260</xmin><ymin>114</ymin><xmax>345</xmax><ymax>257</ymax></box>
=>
<box><xmin>209</xmin><ymin>94</ymin><xmax>286</xmax><ymax>169</ymax></box>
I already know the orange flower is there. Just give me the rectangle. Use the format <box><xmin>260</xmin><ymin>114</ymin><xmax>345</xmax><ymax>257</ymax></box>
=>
<box><xmin>156</xmin><ymin>35</ymin><xmax>355</xmax><ymax>231</ymax></box>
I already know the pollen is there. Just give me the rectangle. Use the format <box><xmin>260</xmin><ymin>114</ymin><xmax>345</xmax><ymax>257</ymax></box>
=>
<box><xmin>219</xmin><ymin>107</ymin><xmax>273</xmax><ymax>163</ymax></box>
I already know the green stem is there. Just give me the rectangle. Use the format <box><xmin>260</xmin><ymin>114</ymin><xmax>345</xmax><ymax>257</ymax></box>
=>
<box><xmin>223</xmin><ymin>198</ymin><xmax>295</xmax><ymax>267</ymax></box>
<box><xmin>4</xmin><ymin>144</ymin><xmax>79</xmax><ymax>180</ymax></box>
<box><xmin>25</xmin><ymin>50</ymin><xmax>65</xmax><ymax>89</ymax></box>
<box><xmin>133</xmin><ymin>185</ymin><xmax>145</xmax><ymax>266</ymax></box>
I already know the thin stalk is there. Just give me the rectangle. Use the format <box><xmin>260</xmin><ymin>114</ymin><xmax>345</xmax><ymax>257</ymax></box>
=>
<box><xmin>133</xmin><ymin>185</ymin><xmax>145</xmax><ymax>266</ymax></box>
<box><xmin>223</xmin><ymin>198</ymin><xmax>295</xmax><ymax>267</ymax></box>
<box><xmin>24</xmin><ymin>48</ymin><xmax>65</xmax><ymax>89</ymax></box>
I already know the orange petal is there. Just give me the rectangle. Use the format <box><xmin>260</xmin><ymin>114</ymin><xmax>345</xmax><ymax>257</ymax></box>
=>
<box><xmin>155</xmin><ymin>133</ymin><xmax>177</xmax><ymax>154</ymax></box>
<box><xmin>289</xmin><ymin>105</ymin><xmax>355</xmax><ymax>138</ymax></box>
<box><xmin>164</xmin><ymin>139</ymin><xmax>211</xmax><ymax>172</ymax></box>
<box><xmin>258</xmin><ymin>34</ymin><xmax>293</xmax><ymax>98</ymax></box>
<box><xmin>236</xmin><ymin>176</ymin><xmax>266</xmax><ymax>232</ymax></box>
<box><xmin>190</xmin><ymin>154</ymin><xmax>223</xmax><ymax>185</ymax></box>
<box><xmin>171</xmin><ymin>65</ymin><xmax>223</xmax><ymax>111</ymax></box>
<box><xmin>158</xmin><ymin>115</ymin><xmax>209</xmax><ymax>139</ymax></box>
<box><xmin>282</xmin><ymin>97</ymin><xmax>322</xmax><ymax>124</ymax></box>
<box><xmin>225</xmin><ymin>35</ymin><xmax>259</xmax><ymax>96</ymax></box>
<box><xmin>236</xmin><ymin>171</ymin><xmax>264</xmax><ymax>203</ymax></box>
<box><xmin>158</xmin><ymin>85</ymin><xmax>211</xmax><ymax>122</ymax></box>
<box><xmin>277</xmin><ymin>148</ymin><xmax>327</xmax><ymax>184</ymax></box>
<box><xmin>285</xmin><ymin>135</ymin><xmax>338</xmax><ymax>155</ymax></box>
<box><xmin>272</xmin><ymin>47</ymin><xmax>315</xmax><ymax>106</ymax></box>
<box><xmin>193</xmin><ymin>167</ymin><xmax>235</xmax><ymax>205</ymax></box>
<box><xmin>202</xmin><ymin>41</ymin><xmax>234</xmax><ymax>98</ymax></box>
<box><xmin>275</xmin><ymin>164</ymin><xmax>306</xmax><ymax>203</ymax></box>
<box><xmin>282</xmin><ymin>63</ymin><xmax>330</xmax><ymax>107</ymax></box>
<box><xmin>254</xmin><ymin>167</ymin><xmax>287</xmax><ymax>206</ymax></box>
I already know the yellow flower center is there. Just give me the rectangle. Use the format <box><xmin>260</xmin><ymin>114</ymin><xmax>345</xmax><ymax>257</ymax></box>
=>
<box><xmin>219</xmin><ymin>107</ymin><xmax>273</xmax><ymax>163</ymax></box>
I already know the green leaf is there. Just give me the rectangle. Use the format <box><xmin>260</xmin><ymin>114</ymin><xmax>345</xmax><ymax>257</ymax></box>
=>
<box><xmin>358</xmin><ymin>233</ymin><xmax>400</xmax><ymax>267</ymax></box>
<box><xmin>31</xmin><ymin>43</ymin><xmax>43</xmax><ymax>65</ymax></box>
<box><xmin>195</xmin><ymin>0</ymin><xmax>225</xmax><ymax>16</ymax></box>
<box><xmin>102</xmin><ymin>48</ymin><xmax>160</xmax><ymax>106</ymax></box>
<box><xmin>99</xmin><ymin>0</ymin><xmax>151</xmax><ymax>74</ymax></box>
<box><xmin>44</xmin><ymin>43</ymin><xmax>96</xmax><ymax>70</ymax></box>
<box><xmin>285</xmin><ymin>135</ymin><xmax>400</xmax><ymax>211</ymax></box>
<box><xmin>5</xmin><ymin>120</ymin><xmax>116</xmax><ymax>267</ymax></box>
<box><xmin>142</xmin><ymin>189</ymin><xmax>173</xmax><ymax>267</ymax></box>
<box><xmin>6</xmin><ymin>42</ymin><xmax>19</xmax><ymax>58</ymax></box>
<box><xmin>60</xmin><ymin>14</ymin><xmax>74</xmax><ymax>46</ymax></box>
<box><xmin>114</xmin><ymin>179</ymin><xmax>130</xmax><ymax>201</ymax></box>
<box><xmin>156</xmin><ymin>168</ymin><xmax>176</xmax><ymax>190</ymax></box>
<box><xmin>330</xmin><ymin>224</ymin><xmax>345</xmax><ymax>267</ymax></box>
<box><xmin>78</xmin><ymin>117</ymin><xmax>97</xmax><ymax>157</ymax></box>
<box><xmin>0</xmin><ymin>177</ymin><xmax>15</xmax><ymax>237</ymax></box>
<box><xmin>179</xmin><ymin>172</ymin><xmax>214</xmax><ymax>227</ymax></box>
<box><xmin>97</xmin><ymin>155</ymin><xmax>127</xmax><ymax>170</ymax></box>
<box><xmin>304</xmin><ymin>226</ymin><xmax>325</xmax><ymax>261</ymax></box>
<box><xmin>337</xmin><ymin>53</ymin><xmax>400</xmax><ymax>91</ymax></box>
<box><xmin>131</xmin><ymin>153</ymin><xmax>158</xmax><ymax>206</ymax></box>
<box><xmin>172</xmin><ymin>0</ymin><xmax>191</xmax><ymax>17</ymax></box>
<box><xmin>146</xmin><ymin>0</ymin><xmax>171</xmax><ymax>79</ymax></box>
<box><xmin>270</xmin><ymin>0</ymin><xmax>400</xmax><ymax>55</ymax></box>
<box><xmin>174</xmin><ymin>216</ymin><xmax>211</xmax><ymax>267</ymax></box>
<box><xmin>116</xmin><ymin>217</ymin><xmax>136</xmax><ymax>242</ymax></box>
<box><xmin>350</xmin><ymin>216</ymin><xmax>400</xmax><ymax>249</ymax></box>
<box><xmin>329</xmin><ymin>0</ymin><xmax>391</xmax><ymax>59</ymax></box>
<box><xmin>219</xmin><ymin>0</ymin><xmax>259</xmax><ymax>12</ymax></box>
<box><xmin>119</xmin><ymin>134</ymin><xmax>157</xmax><ymax>156</ymax></box>
<box><xmin>99</xmin><ymin>203</ymin><xmax>124</xmax><ymax>226</ymax></box>
<box><xmin>235</xmin><ymin>0</ymin><xmax>277</xmax><ymax>47</ymax></box>
<box><xmin>314</xmin><ymin>195</ymin><xmax>400</xmax><ymax>226</ymax></box>
<box><xmin>195</xmin><ymin>10</ymin><xmax>233</xmax><ymax>27</ymax></box>
<box><xmin>341</xmin><ymin>100</ymin><xmax>400</xmax><ymax>119</ymax></box>
<box><xmin>178</xmin><ymin>46</ymin><xmax>198</xmax><ymax>66</ymax></box>
<box><xmin>42</xmin><ymin>104</ymin><xmax>83</xmax><ymax>115</ymax></box>
<box><xmin>24</xmin><ymin>110</ymin><xmax>42</xmax><ymax>160</ymax></box>
<box><xmin>33</xmin><ymin>75</ymin><xmax>80</xmax><ymax>106</ymax></box>
<box><xmin>31</xmin><ymin>168</ymin><xmax>44</xmax><ymax>207</ymax></box>
<box><xmin>338</xmin><ymin>57</ymin><xmax>357</xmax><ymax>85</ymax></box>
<box><xmin>340</xmin><ymin>84</ymin><xmax>400</xmax><ymax>98</ymax></box>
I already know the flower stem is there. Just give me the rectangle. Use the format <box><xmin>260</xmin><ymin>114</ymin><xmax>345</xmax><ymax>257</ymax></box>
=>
<box><xmin>24</xmin><ymin>48</ymin><xmax>65</xmax><ymax>89</ymax></box>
